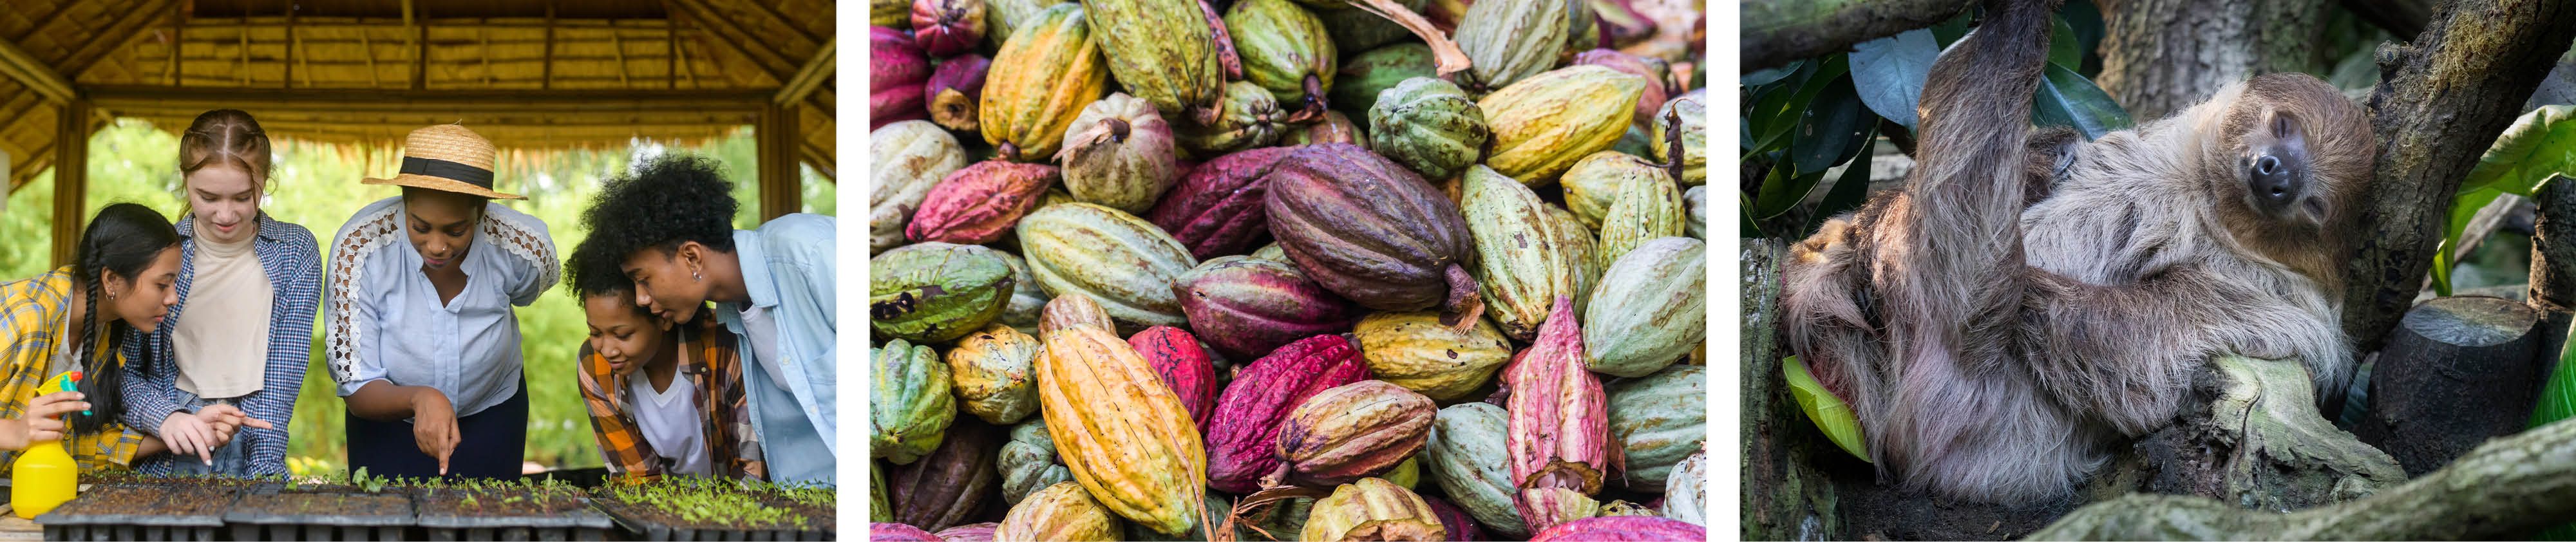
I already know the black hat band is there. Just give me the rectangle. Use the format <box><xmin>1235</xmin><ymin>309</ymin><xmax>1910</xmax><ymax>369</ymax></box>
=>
<box><xmin>400</xmin><ymin>156</ymin><xmax>496</xmax><ymax>189</ymax></box>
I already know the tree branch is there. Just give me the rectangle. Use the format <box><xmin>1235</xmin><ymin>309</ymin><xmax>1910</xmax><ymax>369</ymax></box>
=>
<box><xmin>1742</xmin><ymin>0</ymin><xmax>1975</xmax><ymax>72</ymax></box>
<box><xmin>2341</xmin><ymin>0</ymin><xmax>2576</xmax><ymax>353</ymax></box>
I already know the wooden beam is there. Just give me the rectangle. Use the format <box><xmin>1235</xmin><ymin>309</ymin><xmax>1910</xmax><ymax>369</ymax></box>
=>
<box><xmin>755</xmin><ymin>101</ymin><xmax>800</xmax><ymax>221</ymax></box>
<box><xmin>86</xmin><ymin>86</ymin><xmax>772</xmax><ymax>115</ymax></box>
<box><xmin>542</xmin><ymin>1</ymin><xmax>556</xmax><ymax>90</ymax></box>
<box><xmin>168</xmin><ymin>0</ymin><xmax>184</xmax><ymax>86</ymax></box>
<box><xmin>773</xmin><ymin>37</ymin><xmax>831</xmax><ymax>106</ymax></box>
<box><xmin>408</xmin><ymin>0</ymin><xmax>426</xmax><ymax>89</ymax></box>
<box><xmin>0</xmin><ymin>37</ymin><xmax>75</xmax><ymax>103</ymax></box>
<box><xmin>663</xmin><ymin>0</ymin><xmax>793</xmax><ymax>81</ymax></box>
<box><xmin>50</xmin><ymin>100</ymin><xmax>91</xmax><ymax>268</ymax></box>
<box><xmin>61</xmin><ymin>0</ymin><xmax>177</xmax><ymax>79</ymax></box>
<box><xmin>285</xmin><ymin>0</ymin><xmax>298</xmax><ymax>88</ymax></box>
<box><xmin>359</xmin><ymin>28</ymin><xmax>379</xmax><ymax>86</ymax></box>
<box><xmin>741</xmin><ymin>0</ymin><xmax>826</xmax><ymax>47</ymax></box>
<box><xmin>663</xmin><ymin>1</ymin><xmax>676</xmax><ymax>89</ymax></box>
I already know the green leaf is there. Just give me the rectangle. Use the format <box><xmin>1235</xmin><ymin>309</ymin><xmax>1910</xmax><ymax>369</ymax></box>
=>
<box><xmin>1805</xmin><ymin>124</ymin><xmax>1882</xmax><ymax>238</ymax></box>
<box><xmin>1743</xmin><ymin>194</ymin><xmax>1770</xmax><ymax>238</ymax></box>
<box><xmin>1790</xmin><ymin>75</ymin><xmax>1874</xmax><ymax>175</ymax></box>
<box><xmin>1747</xmin><ymin>57</ymin><xmax>1851</xmax><ymax>160</ymax></box>
<box><xmin>2030</xmin><ymin>62</ymin><xmax>2134</xmax><ymax>140</ymax></box>
<box><xmin>1929</xmin><ymin>9</ymin><xmax>1973</xmax><ymax>48</ymax></box>
<box><xmin>2048</xmin><ymin>16</ymin><xmax>2081</xmax><ymax>70</ymax></box>
<box><xmin>1849</xmin><ymin>29</ymin><xmax>1938</xmax><ymax>132</ymax></box>
<box><xmin>1743</xmin><ymin>61</ymin><xmax>1801</xmax><ymax>87</ymax></box>
<box><xmin>2433</xmin><ymin>106</ymin><xmax>2576</xmax><ymax>293</ymax></box>
<box><xmin>1752</xmin><ymin>151</ymin><xmax>1833</xmax><ymax>221</ymax></box>
<box><xmin>1783</xmin><ymin>355</ymin><xmax>1870</xmax><ymax>462</ymax></box>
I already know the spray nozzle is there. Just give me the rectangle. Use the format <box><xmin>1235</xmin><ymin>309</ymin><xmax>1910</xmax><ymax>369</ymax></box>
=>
<box><xmin>48</xmin><ymin>371</ymin><xmax>85</xmax><ymax>416</ymax></box>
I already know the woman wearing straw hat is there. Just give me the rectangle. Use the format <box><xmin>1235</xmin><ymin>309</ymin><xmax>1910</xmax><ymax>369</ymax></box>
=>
<box><xmin>323</xmin><ymin>124</ymin><xmax>559</xmax><ymax>479</ymax></box>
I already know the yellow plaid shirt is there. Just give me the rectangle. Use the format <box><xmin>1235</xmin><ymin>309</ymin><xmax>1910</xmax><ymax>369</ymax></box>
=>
<box><xmin>0</xmin><ymin>268</ymin><xmax>146</xmax><ymax>472</ymax></box>
<box><xmin>578</xmin><ymin>315</ymin><xmax>762</xmax><ymax>483</ymax></box>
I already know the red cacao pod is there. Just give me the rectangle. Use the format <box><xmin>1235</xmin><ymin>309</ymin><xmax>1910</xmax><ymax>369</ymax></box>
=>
<box><xmin>928</xmin><ymin>55</ymin><xmax>993</xmax><ymax>133</ymax></box>
<box><xmin>907</xmin><ymin>160</ymin><xmax>1058</xmax><ymax>245</ymax></box>
<box><xmin>1264</xmin><ymin>143</ymin><xmax>1484</xmax><ymax>328</ymax></box>
<box><xmin>872</xmin><ymin>26</ymin><xmax>933</xmax><ymax>129</ymax></box>
<box><xmin>1420</xmin><ymin>495</ymin><xmax>1484</xmax><ymax>542</ymax></box>
<box><xmin>1144</xmin><ymin>146</ymin><xmax>1298</xmax><ymax>260</ymax></box>
<box><xmin>1172</xmin><ymin>256</ymin><xmax>1353</xmax><ymax>360</ymax></box>
<box><xmin>911</xmin><ymin>0</ymin><xmax>988</xmax><ymax>57</ymax></box>
<box><xmin>1129</xmin><ymin>326</ymin><xmax>1219</xmax><ymax>425</ymax></box>
<box><xmin>1204</xmin><ymin>334</ymin><xmax>1369</xmax><ymax>493</ymax></box>
<box><xmin>1528</xmin><ymin>516</ymin><xmax>1708</xmax><ymax>541</ymax></box>
<box><xmin>873</xmin><ymin>522</ymin><xmax>942</xmax><ymax>541</ymax></box>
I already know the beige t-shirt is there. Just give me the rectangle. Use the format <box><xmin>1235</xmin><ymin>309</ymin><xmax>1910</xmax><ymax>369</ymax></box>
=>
<box><xmin>173</xmin><ymin>230</ymin><xmax>272</xmax><ymax>398</ymax></box>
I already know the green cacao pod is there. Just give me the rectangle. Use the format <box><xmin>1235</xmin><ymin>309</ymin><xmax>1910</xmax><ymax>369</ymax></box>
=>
<box><xmin>1317</xmin><ymin>0</ymin><xmax>1430</xmax><ymax>52</ymax></box>
<box><xmin>984</xmin><ymin>0</ymin><xmax>1073</xmax><ymax>50</ymax></box>
<box><xmin>1584</xmin><ymin>237</ymin><xmax>1704</xmax><ymax>377</ymax></box>
<box><xmin>871</xmin><ymin>339</ymin><xmax>956</xmax><ymax>465</ymax></box>
<box><xmin>1017</xmin><ymin>203</ymin><xmax>1200</xmax><ymax>332</ymax></box>
<box><xmin>1281</xmin><ymin>110</ymin><xmax>1370</xmax><ymax>148</ymax></box>
<box><xmin>1249</xmin><ymin>242</ymin><xmax>1291</xmax><ymax>263</ymax></box>
<box><xmin>1605</xmin><ymin>364</ymin><xmax>1705</xmax><ymax>489</ymax></box>
<box><xmin>1683</xmin><ymin>185</ymin><xmax>1705</xmax><ymax>239</ymax></box>
<box><xmin>1423</xmin><ymin>402</ymin><xmax>1531</xmax><ymax>537</ymax></box>
<box><xmin>1124</xmin><ymin>494</ymin><xmax>1230</xmax><ymax>542</ymax></box>
<box><xmin>1481</xmin><ymin>65</ymin><xmax>1647</xmax><ymax>185</ymax></box>
<box><xmin>1593</xmin><ymin>162</ymin><xmax>1683</xmax><ymax>272</ymax></box>
<box><xmin>871</xmin><ymin>120</ymin><xmax>970</xmax><ymax>252</ymax></box>
<box><xmin>999</xmin><ymin>418</ymin><xmax>1076</xmax><ymax>505</ymax></box>
<box><xmin>1352</xmin><ymin>312</ymin><xmax>1511</xmax><ymax>402</ymax></box>
<box><xmin>1653</xmin><ymin>89</ymin><xmax>1705</xmax><ymax>186</ymax></box>
<box><xmin>1370</xmin><ymin>77</ymin><xmax>1488</xmax><ymax>182</ymax></box>
<box><xmin>873</xmin><ymin>462</ymin><xmax>895</xmax><ymax>522</ymax></box>
<box><xmin>1461</xmin><ymin>165</ymin><xmax>1591</xmax><ymax>341</ymax></box>
<box><xmin>871</xmin><ymin>242</ymin><xmax>1016</xmax><ymax>343</ymax></box>
<box><xmin>1544</xmin><ymin>202</ymin><xmax>1600</xmax><ymax>292</ymax></box>
<box><xmin>1057</xmin><ymin>93</ymin><xmax>1181</xmax><ymax>214</ymax></box>
<box><xmin>1175</xmin><ymin>80</ymin><xmax>1287</xmax><ymax>156</ymax></box>
<box><xmin>1560</xmin><ymin>151</ymin><xmax>1660</xmax><ymax>230</ymax></box>
<box><xmin>983</xmin><ymin>3</ymin><xmax>1109</xmax><ymax>161</ymax></box>
<box><xmin>1081</xmin><ymin>0</ymin><xmax>1226</xmax><ymax>124</ymax></box>
<box><xmin>1451</xmin><ymin>0</ymin><xmax>1567</xmax><ymax>93</ymax></box>
<box><xmin>947</xmin><ymin>324</ymin><xmax>1045</xmax><ymax>424</ymax></box>
<box><xmin>1226</xmin><ymin>0</ymin><xmax>1336</xmax><ymax>122</ymax></box>
<box><xmin>996</xmin><ymin>250</ymin><xmax>1049</xmax><ymax>336</ymax></box>
<box><xmin>1331</xmin><ymin>43</ymin><xmax>1437</xmax><ymax>118</ymax></box>
<box><xmin>996</xmin><ymin>481</ymin><xmax>1123</xmax><ymax>541</ymax></box>
<box><xmin>1302</xmin><ymin>478</ymin><xmax>1446</xmax><ymax>541</ymax></box>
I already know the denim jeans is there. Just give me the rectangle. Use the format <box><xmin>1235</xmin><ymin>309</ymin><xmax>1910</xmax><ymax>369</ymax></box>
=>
<box><xmin>145</xmin><ymin>389</ymin><xmax>253</xmax><ymax>476</ymax></box>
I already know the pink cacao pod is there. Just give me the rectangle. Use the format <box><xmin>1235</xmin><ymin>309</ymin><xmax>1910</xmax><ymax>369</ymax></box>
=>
<box><xmin>906</xmin><ymin>160</ymin><xmax>1058</xmax><ymax>245</ymax></box>
<box><xmin>911</xmin><ymin>0</ymin><xmax>988</xmax><ymax>58</ymax></box>
<box><xmin>872</xmin><ymin>523</ymin><xmax>942</xmax><ymax>541</ymax></box>
<box><xmin>1129</xmin><ymin>326</ymin><xmax>1219</xmax><ymax>425</ymax></box>
<box><xmin>872</xmin><ymin>27</ymin><xmax>932</xmax><ymax>129</ymax></box>
<box><xmin>1528</xmin><ymin>516</ymin><xmax>1709</xmax><ymax>541</ymax></box>
<box><xmin>1505</xmin><ymin>297</ymin><xmax>1620</xmax><ymax>533</ymax></box>
<box><xmin>1203</xmin><ymin>334</ymin><xmax>1369</xmax><ymax>493</ymax></box>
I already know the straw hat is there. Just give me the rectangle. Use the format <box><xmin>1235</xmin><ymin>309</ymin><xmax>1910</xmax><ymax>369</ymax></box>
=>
<box><xmin>362</xmin><ymin>124</ymin><xmax>524</xmax><ymax>200</ymax></box>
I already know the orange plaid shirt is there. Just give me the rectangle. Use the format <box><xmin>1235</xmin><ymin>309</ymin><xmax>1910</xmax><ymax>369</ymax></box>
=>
<box><xmin>577</xmin><ymin>316</ymin><xmax>763</xmax><ymax>482</ymax></box>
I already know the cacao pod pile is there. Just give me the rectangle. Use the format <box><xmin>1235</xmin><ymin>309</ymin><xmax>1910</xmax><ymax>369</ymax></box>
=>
<box><xmin>868</xmin><ymin>0</ymin><xmax>1707</xmax><ymax>535</ymax></box>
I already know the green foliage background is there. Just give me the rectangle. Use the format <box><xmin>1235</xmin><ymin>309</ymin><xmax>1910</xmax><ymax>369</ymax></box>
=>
<box><xmin>0</xmin><ymin>121</ymin><xmax>837</xmax><ymax>475</ymax></box>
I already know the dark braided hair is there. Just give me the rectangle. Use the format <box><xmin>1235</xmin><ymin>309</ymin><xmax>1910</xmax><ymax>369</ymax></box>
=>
<box><xmin>68</xmin><ymin>203</ymin><xmax>178</xmax><ymax>434</ymax></box>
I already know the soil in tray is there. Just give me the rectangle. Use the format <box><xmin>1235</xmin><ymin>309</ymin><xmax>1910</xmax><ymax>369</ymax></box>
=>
<box><xmin>229</xmin><ymin>492</ymin><xmax>412</xmax><ymax>518</ymax></box>
<box><xmin>594</xmin><ymin>480</ymin><xmax>819</xmax><ymax>533</ymax></box>
<box><xmin>414</xmin><ymin>486</ymin><xmax>592</xmax><ymax>518</ymax></box>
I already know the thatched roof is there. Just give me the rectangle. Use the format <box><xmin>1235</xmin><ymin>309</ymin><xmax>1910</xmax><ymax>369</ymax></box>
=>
<box><xmin>0</xmin><ymin>0</ymin><xmax>835</xmax><ymax>193</ymax></box>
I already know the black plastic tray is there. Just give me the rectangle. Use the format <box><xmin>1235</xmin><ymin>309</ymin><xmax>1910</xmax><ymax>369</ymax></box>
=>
<box><xmin>589</xmin><ymin>497</ymin><xmax>834</xmax><ymax>541</ymax></box>
<box><xmin>414</xmin><ymin>491</ymin><xmax>616</xmax><ymax>541</ymax></box>
<box><xmin>221</xmin><ymin>485</ymin><xmax>416</xmax><ymax>541</ymax></box>
<box><xmin>34</xmin><ymin>483</ymin><xmax>236</xmax><ymax>542</ymax></box>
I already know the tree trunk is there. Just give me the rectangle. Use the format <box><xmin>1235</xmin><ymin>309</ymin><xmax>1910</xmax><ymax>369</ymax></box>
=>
<box><xmin>1738</xmin><ymin>238</ymin><xmax>1845</xmax><ymax>541</ymax></box>
<box><xmin>2354</xmin><ymin>296</ymin><xmax>2549</xmax><ymax>476</ymax></box>
<box><xmin>2095</xmin><ymin>0</ymin><xmax>2327</xmax><ymax>120</ymax></box>
<box><xmin>1741</xmin><ymin>0</ymin><xmax>1975</xmax><ymax>72</ymax></box>
<box><xmin>2341</xmin><ymin>0</ymin><xmax>2576</xmax><ymax>354</ymax></box>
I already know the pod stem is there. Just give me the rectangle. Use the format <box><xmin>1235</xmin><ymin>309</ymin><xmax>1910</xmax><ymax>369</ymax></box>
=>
<box><xmin>1439</xmin><ymin>263</ymin><xmax>1486</xmax><ymax>332</ymax></box>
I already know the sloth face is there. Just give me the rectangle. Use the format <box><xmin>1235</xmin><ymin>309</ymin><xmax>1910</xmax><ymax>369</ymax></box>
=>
<box><xmin>2215</xmin><ymin>73</ymin><xmax>2376</xmax><ymax>236</ymax></box>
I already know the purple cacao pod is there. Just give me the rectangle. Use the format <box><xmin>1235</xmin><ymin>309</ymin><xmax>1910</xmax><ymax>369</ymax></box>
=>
<box><xmin>1421</xmin><ymin>495</ymin><xmax>1484</xmax><ymax>542</ymax></box>
<box><xmin>1204</xmin><ymin>334</ymin><xmax>1369</xmax><ymax>493</ymax></box>
<box><xmin>1264</xmin><ymin>143</ymin><xmax>1483</xmax><ymax>327</ymax></box>
<box><xmin>889</xmin><ymin>418</ymin><xmax>1004</xmax><ymax>532</ymax></box>
<box><xmin>927</xmin><ymin>55</ymin><xmax>993</xmax><ymax>133</ymax></box>
<box><xmin>1144</xmin><ymin>146</ymin><xmax>1298</xmax><ymax>260</ymax></box>
<box><xmin>872</xmin><ymin>26</ymin><xmax>933</xmax><ymax>129</ymax></box>
<box><xmin>1172</xmin><ymin>255</ymin><xmax>1353</xmax><ymax>360</ymax></box>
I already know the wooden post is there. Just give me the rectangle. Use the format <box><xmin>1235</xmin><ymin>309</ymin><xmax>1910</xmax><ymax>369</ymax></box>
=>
<box><xmin>756</xmin><ymin>101</ymin><xmax>801</xmax><ymax>221</ymax></box>
<box><xmin>50</xmin><ymin>100</ymin><xmax>91</xmax><ymax>268</ymax></box>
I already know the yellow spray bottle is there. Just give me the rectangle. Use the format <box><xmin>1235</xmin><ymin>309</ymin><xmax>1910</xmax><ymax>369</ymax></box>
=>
<box><xmin>12</xmin><ymin>371</ymin><xmax>82</xmax><ymax>519</ymax></box>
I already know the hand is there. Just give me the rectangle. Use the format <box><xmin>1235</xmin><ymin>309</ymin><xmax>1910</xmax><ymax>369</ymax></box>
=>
<box><xmin>191</xmin><ymin>404</ymin><xmax>276</xmax><ymax>452</ymax></box>
<box><xmin>409</xmin><ymin>389</ymin><xmax>460</xmax><ymax>475</ymax></box>
<box><xmin>0</xmin><ymin>391</ymin><xmax>85</xmax><ymax>451</ymax></box>
<box><xmin>160</xmin><ymin>412</ymin><xmax>218</xmax><ymax>465</ymax></box>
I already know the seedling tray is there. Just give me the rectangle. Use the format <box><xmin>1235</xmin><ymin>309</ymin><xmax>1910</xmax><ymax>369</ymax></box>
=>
<box><xmin>222</xmin><ymin>484</ymin><xmax>416</xmax><ymax>541</ymax></box>
<box><xmin>413</xmin><ymin>487</ymin><xmax>614</xmax><ymax>541</ymax></box>
<box><xmin>34</xmin><ymin>483</ymin><xmax>238</xmax><ymax>541</ymax></box>
<box><xmin>589</xmin><ymin>485</ymin><xmax>833</xmax><ymax>541</ymax></box>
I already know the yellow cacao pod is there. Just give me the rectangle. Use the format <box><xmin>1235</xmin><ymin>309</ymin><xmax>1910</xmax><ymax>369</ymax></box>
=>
<box><xmin>983</xmin><ymin>4</ymin><xmax>1110</xmax><ymax>161</ymax></box>
<box><xmin>1353</xmin><ymin>312</ymin><xmax>1512</xmax><ymax>402</ymax></box>
<box><xmin>1034</xmin><ymin>295</ymin><xmax>1209</xmax><ymax>536</ymax></box>
<box><xmin>996</xmin><ymin>481</ymin><xmax>1122</xmax><ymax>541</ymax></box>
<box><xmin>1461</xmin><ymin>165</ymin><xmax>1593</xmax><ymax>341</ymax></box>
<box><xmin>1302</xmin><ymin>478</ymin><xmax>1446</xmax><ymax>541</ymax></box>
<box><xmin>1479</xmin><ymin>66</ymin><xmax>1647</xmax><ymax>185</ymax></box>
<box><xmin>947</xmin><ymin>324</ymin><xmax>1046</xmax><ymax>425</ymax></box>
<box><xmin>1559</xmin><ymin>151</ymin><xmax>1662</xmax><ymax>230</ymax></box>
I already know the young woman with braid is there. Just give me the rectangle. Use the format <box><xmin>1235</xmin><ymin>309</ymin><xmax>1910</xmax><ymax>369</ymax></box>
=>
<box><xmin>0</xmin><ymin>203</ymin><xmax>267</xmax><ymax>473</ymax></box>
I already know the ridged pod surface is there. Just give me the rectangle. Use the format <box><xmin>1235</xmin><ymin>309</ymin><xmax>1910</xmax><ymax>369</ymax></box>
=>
<box><xmin>912</xmin><ymin>0</ymin><xmax>989</xmax><ymax>57</ymax></box>
<box><xmin>1450</xmin><ymin>0</ymin><xmax>1566</xmax><ymax>92</ymax></box>
<box><xmin>1605</xmin><ymin>364</ymin><xmax>1705</xmax><ymax>489</ymax></box>
<box><xmin>872</xmin><ymin>27</ymin><xmax>933</xmax><ymax>129</ymax></box>
<box><xmin>1081</xmin><ymin>0</ymin><xmax>1224</xmax><ymax>124</ymax></box>
<box><xmin>999</xmin><ymin>418</ymin><xmax>1075</xmax><ymax>505</ymax></box>
<box><xmin>1172</xmin><ymin>256</ymin><xmax>1354</xmax><ymax>361</ymax></box>
<box><xmin>947</xmin><ymin>324</ymin><xmax>1044</xmax><ymax>424</ymax></box>
<box><xmin>1273</xmin><ymin>380</ymin><xmax>1437</xmax><ymax>487</ymax></box>
<box><xmin>1282</xmin><ymin>110</ymin><xmax>1370</xmax><ymax>147</ymax></box>
<box><xmin>1517</xmin><ymin>487</ymin><xmax>1600</xmax><ymax>535</ymax></box>
<box><xmin>1663</xmin><ymin>449</ymin><xmax>1707</xmax><ymax>525</ymax></box>
<box><xmin>1123</xmin><ymin>494</ymin><xmax>1233</xmax><ymax>541</ymax></box>
<box><xmin>889</xmin><ymin>418</ymin><xmax>1003</xmax><ymax>531</ymax></box>
<box><xmin>1370</xmin><ymin>77</ymin><xmax>1489</xmax><ymax>181</ymax></box>
<box><xmin>934</xmin><ymin>523</ymin><xmax>1001</xmax><ymax>541</ymax></box>
<box><xmin>1560</xmin><ymin>151</ymin><xmax>1662</xmax><ymax>230</ymax></box>
<box><xmin>1683</xmin><ymin>185</ymin><xmax>1705</xmax><ymax>239</ymax></box>
<box><xmin>1653</xmin><ymin>89</ymin><xmax>1706</xmax><ymax>186</ymax></box>
<box><xmin>996</xmin><ymin>251</ymin><xmax>1048</xmax><ymax>335</ymax></box>
<box><xmin>1128</xmin><ymin>326</ymin><xmax>1219</xmax><ymax>425</ymax></box>
<box><xmin>1204</xmin><ymin>334</ymin><xmax>1370</xmax><ymax>493</ymax></box>
<box><xmin>982</xmin><ymin>0</ymin><xmax>1070</xmax><ymax>50</ymax></box>
<box><xmin>1226</xmin><ymin>0</ymin><xmax>1337</xmax><ymax>122</ymax></box>
<box><xmin>1585</xmin><ymin>237</ymin><xmax>1705</xmax><ymax>377</ymax></box>
<box><xmin>1175</xmin><ymin>80</ymin><xmax>1287</xmax><ymax>156</ymax></box>
<box><xmin>1527</xmin><ymin>516</ymin><xmax>1709</xmax><ymax>541</ymax></box>
<box><xmin>1332</xmin><ymin>44</ymin><xmax>1438</xmax><ymax>117</ymax></box>
<box><xmin>1423</xmin><ymin>402</ymin><xmax>1530</xmax><ymax>537</ymax></box>
<box><xmin>1143</xmin><ymin>147</ymin><xmax>1298</xmax><ymax>260</ymax></box>
<box><xmin>1504</xmin><ymin>297</ymin><xmax>1617</xmax><ymax>533</ymax></box>
<box><xmin>873</xmin><ymin>463</ymin><xmax>893</xmax><ymax>521</ymax></box>
<box><xmin>1461</xmin><ymin>165</ymin><xmax>1591</xmax><ymax>341</ymax></box>
<box><xmin>1264</xmin><ymin>143</ymin><xmax>1484</xmax><ymax>326</ymax></box>
<box><xmin>870</xmin><ymin>121</ymin><xmax>969</xmax><ymax>252</ymax></box>
<box><xmin>869</xmin><ymin>242</ymin><xmax>1014</xmax><ymax>343</ymax></box>
<box><xmin>927</xmin><ymin>55</ymin><xmax>992</xmax><ymax>133</ymax></box>
<box><xmin>981</xmin><ymin>4</ymin><xmax>1108</xmax><ymax>161</ymax></box>
<box><xmin>1057</xmin><ymin>93</ymin><xmax>1180</xmax><ymax>214</ymax></box>
<box><xmin>1016</xmin><ymin>203</ymin><xmax>1199</xmax><ymax>332</ymax></box>
<box><xmin>995</xmin><ymin>481</ymin><xmax>1123</xmax><ymax>541</ymax></box>
<box><xmin>1593</xmin><ymin>166</ymin><xmax>1683</xmax><ymax>273</ymax></box>
<box><xmin>1481</xmin><ymin>66</ymin><xmax>1648</xmax><ymax>184</ymax></box>
<box><xmin>874</xmin><ymin>523</ymin><xmax>942</xmax><ymax>541</ymax></box>
<box><xmin>1316</xmin><ymin>0</ymin><xmax>1430</xmax><ymax>52</ymax></box>
<box><xmin>872</xmin><ymin>339</ymin><xmax>956</xmax><ymax>465</ymax></box>
<box><xmin>1034</xmin><ymin>295</ymin><xmax>1209</xmax><ymax>536</ymax></box>
<box><xmin>907</xmin><ymin>160</ymin><xmax>1059</xmax><ymax>245</ymax></box>
<box><xmin>1353</xmin><ymin>312</ymin><xmax>1512</xmax><ymax>402</ymax></box>
<box><xmin>1572</xmin><ymin>49</ymin><xmax>1671</xmax><ymax>129</ymax></box>
<box><xmin>1301</xmin><ymin>478</ymin><xmax>1446</xmax><ymax>541</ymax></box>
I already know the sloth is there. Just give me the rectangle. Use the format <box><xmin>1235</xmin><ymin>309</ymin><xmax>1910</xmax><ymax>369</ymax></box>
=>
<box><xmin>1779</xmin><ymin>0</ymin><xmax>2376</xmax><ymax>505</ymax></box>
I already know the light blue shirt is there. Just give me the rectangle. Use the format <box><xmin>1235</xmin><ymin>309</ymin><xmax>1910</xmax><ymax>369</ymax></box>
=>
<box><xmin>712</xmin><ymin>213</ymin><xmax>837</xmax><ymax>485</ymax></box>
<box><xmin>325</xmin><ymin>196</ymin><xmax>560</xmax><ymax>417</ymax></box>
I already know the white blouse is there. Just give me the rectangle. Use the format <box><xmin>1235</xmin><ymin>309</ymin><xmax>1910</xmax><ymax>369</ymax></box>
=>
<box><xmin>323</xmin><ymin>196</ymin><xmax>558</xmax><ymax>418</ymax></box>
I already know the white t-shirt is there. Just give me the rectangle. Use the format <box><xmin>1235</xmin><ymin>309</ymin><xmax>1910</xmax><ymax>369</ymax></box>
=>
<box><xmin>738</xmin><ymin>306</ymin><xmax>793</xmax><ymax>393</ymax></box>
<box><xmin>627</xmin><ymin>371</ymin><xmax>710</xmax><ymax>477</ymax></box>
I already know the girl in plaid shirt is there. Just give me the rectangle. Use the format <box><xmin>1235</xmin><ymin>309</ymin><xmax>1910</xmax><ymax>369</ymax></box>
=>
<box><xmin>565</xmin><ymin>236</ymin><xmax>762</xmax><ymax>482</ymax></box>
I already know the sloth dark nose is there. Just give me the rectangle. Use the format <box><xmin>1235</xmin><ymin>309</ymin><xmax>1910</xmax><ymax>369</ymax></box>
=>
<box><xmin>2249</xmin><ymin>154</ymin><xmax>2303</xmax><ymax>210</ymax></box>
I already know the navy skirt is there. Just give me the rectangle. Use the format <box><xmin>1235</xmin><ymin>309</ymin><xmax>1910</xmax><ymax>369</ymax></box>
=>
<box><xmin>344</xmin><ymin>379</ymin><xmax>527</xmax><ymax>480</ymax></box>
